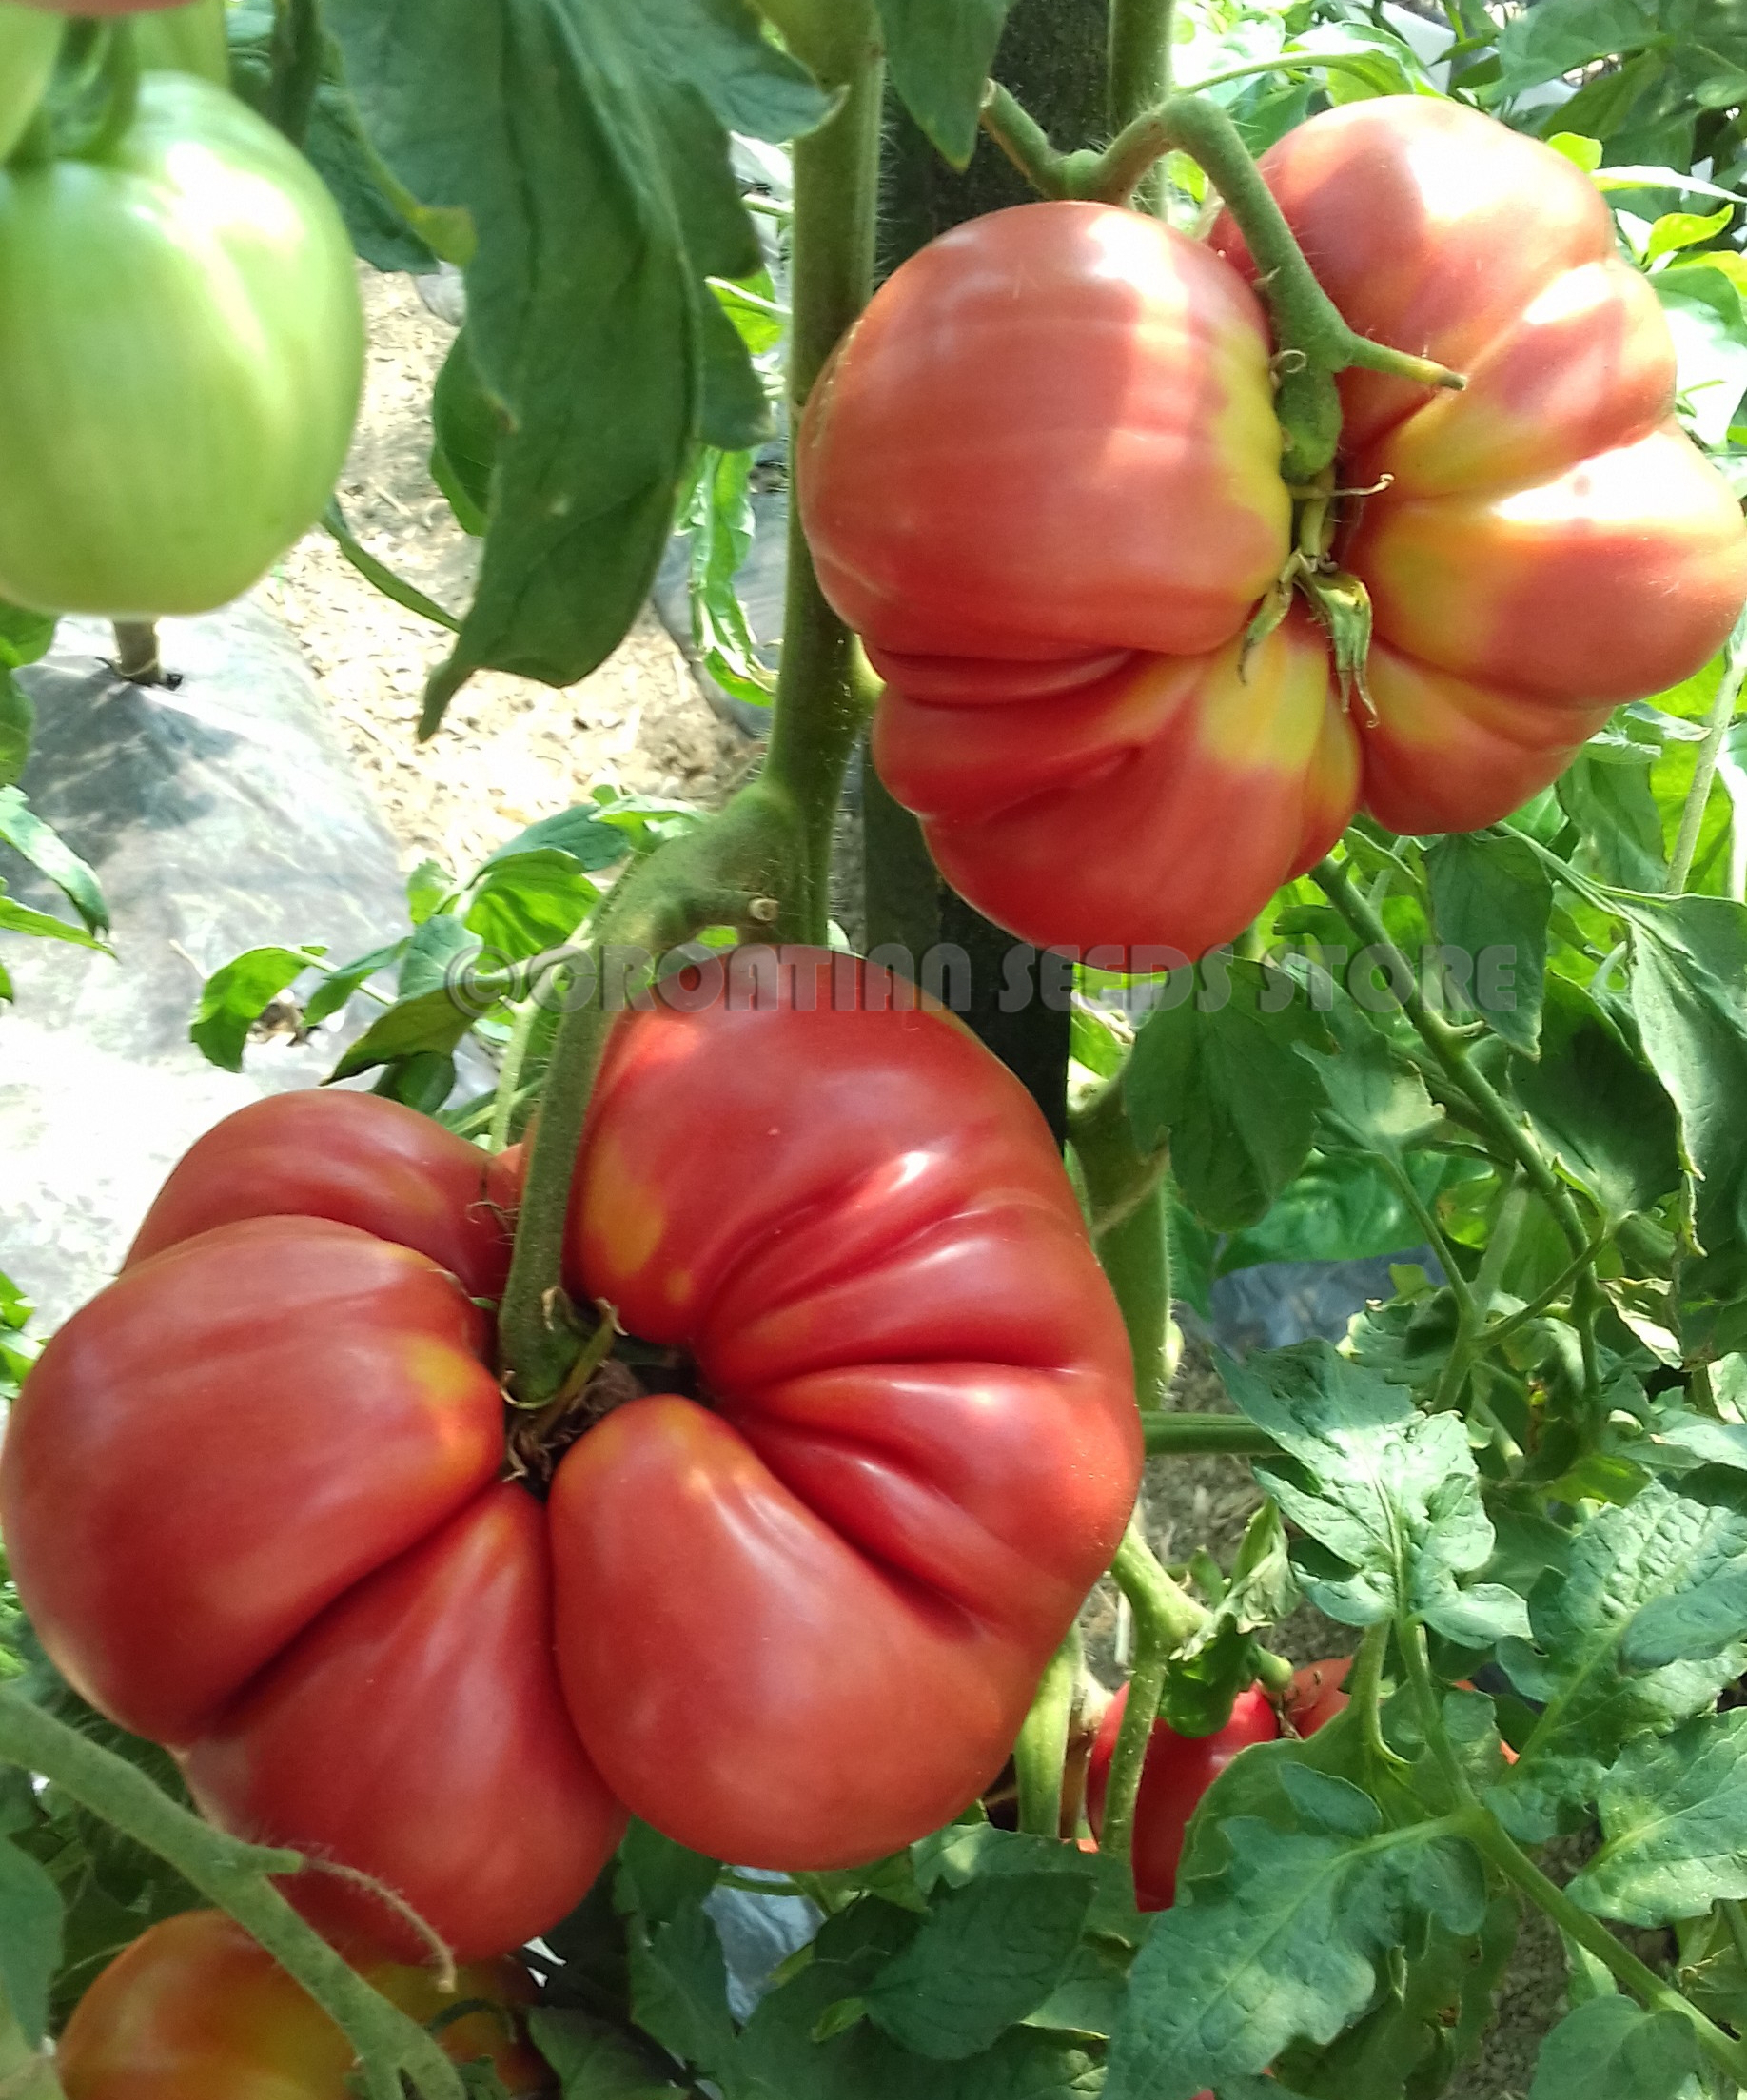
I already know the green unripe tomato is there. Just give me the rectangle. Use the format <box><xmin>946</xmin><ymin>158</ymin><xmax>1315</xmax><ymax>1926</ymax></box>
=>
<box><xmin>0</xmin><ymin>2</ymin><xmax>62</xmax><ymax>161</ymax></box>
<box><xmin>0</xmin><ymin>71</ymin><xmax>363</xmax><ymax>618</ymax></box>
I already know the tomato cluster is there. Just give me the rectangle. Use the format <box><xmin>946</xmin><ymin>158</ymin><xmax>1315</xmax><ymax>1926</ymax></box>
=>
<box><xmin>55</xmin><ymin>1910</ymin><xmax>552</xmax><ymax>2100</ymax></box>
<box><xmin>797</xmin><ymin>97</ymin><xmax>1747</xmax><ymax>960</ymax></box>
<box><xmin>2</xmin><ymin>952</ymin><xmax>1142</xmax><ymax>1962</ymax></box>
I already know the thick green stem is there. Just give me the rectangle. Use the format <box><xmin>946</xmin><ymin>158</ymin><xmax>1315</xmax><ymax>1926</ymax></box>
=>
<box><xmin>1101</xmin><ymin>1524</ymin><xmax>1208</xmax><ymax>1870</ymax></box>
<box><xmin>1108</xmin><ymin>0</ymin><xmax>1171</xmax><ymax>211</ymax></box>
<box><xmin>110</xmin><ymin>622</ymin><xmax>163</xmax><ymax>687</ymax></box>
<box><xmin>759</xmin><ymin>40</ymin><xmax>883</xmax><ymax>945</ymax></box>
<box><xmin>486</xmin><ymin>994</ymin><xmax>541</xmax><ymax>1155</ymax></box>
<box><xmin>1430</xmin><ymin>1170</ymin><xmax>1525</xmax><ymax>1412</ymax></box>
<box><xmin>495</xmin><ymin>795</ymin><xmax>798</xmax><ymax>1404</ymax></box>
<box><xmin>1143</xmin><ymin>1412</ymin><xmax>1279</xmax><ymax>1457</ymax></box>
<box><xmin>1014</xmin><ymin>1630</ymin><xmax>1082</xmax><ymax>1839</ymax></box>
<box><xmin>1669</xmin><ymin>614</ymin><xmax>1747</xmax><ymax>896</ymax></box>
<box><xmin>1467</xmin><ymin>1812</ymin><xmax>1747</xmax><ymax>2086</ymax></box>
<box><xmin>1070</xmin><ymin>1077</ymin><xmax>1174</xmax><ymax>1407</ymax></box>
<box><xmin>0</xmin><ymin>1693</ymin><xmax>462</xmax><ymax>2100</ymax></box>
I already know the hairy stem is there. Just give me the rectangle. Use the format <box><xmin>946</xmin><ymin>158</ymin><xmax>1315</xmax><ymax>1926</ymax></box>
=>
<box><xmin>1013</xmin><ymin>1630</ymin><xmax>1083</xmax><ymax>1839</ymax></box>
<box><xmin>758</xmin><ymin>38</ymin><xmax>884</xmax><ymax>943</ymax></box>
<box><xmin>1143</xmin><ymin>1412</ymin><xmax>1281</xmax><ymax>1457</ymax></box>
<box><xmin>0</xmin><ymin>1693</ymin><xmax>463</xmax><ymax>2100</ymax></box>
<box><xmin>1070</xmin><ymin>1077</ymin><xmax>1175</xmax><ymax>1408</ymax></box>
<box><xmin>495</xmin><ymin>796</ymin><xmax>798</xmax><ymax>1405</ymax></box>
<box><xmin>1669</xmin><ymin>612</ymin><xmax>1747</xmax><ymax>896</ymax></box>
<box><xmin>1108</xmin><ymin>0</ymin><xmax>1172</xmax><ymax>211</ymax></box>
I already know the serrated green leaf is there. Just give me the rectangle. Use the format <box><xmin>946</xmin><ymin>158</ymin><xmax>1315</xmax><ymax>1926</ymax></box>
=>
<box><xmin>327</xmin><ymin>982</ymin><xmax>486</xmax><ymax>1081</ymax></box>
<box><xmin>1526</xmin><ymin>1996</ymin><xmax>1698</xmax><ymax>2100</ymax></box>
<box><xmin>0</xmin><ymin>674</ymin><xmax>31</xmax><ymax>793</ymax></box>
<box><xmin>1620</xmin><ymin>893</ymin><xmax>1747</xmax><ymax>1284</ymax></box>
<box><xmin>1105</xmin><ymin>1817</ymin><xmax>1485</xmax><ymax>2100</ymax></box>
<box><xmin>0</xmin><ymin>889</ymin><xmax>109</xmax><ymax>956</ymax></box>
<box><xmin>1219</xmin><ymin>1343</ymin><xmax>1526</xmax><ymax>1645</ymax></box>
<box><xmin>1570</xmin><ymin>1709</ymin><xmax>1747</xmax><ymax>1925</ymax></box>
<box><xmin>303</xmin><ymin>942</ymin><xmax>404</xmax><ymax>1028</ymax></box>
<box><xmin>1126</xmin><ymin>957</ymin><xmax>1332</xmax><ymax>1231</ymax></box>
<box><xmin>524</xmin><ymin>2007</ymin><xmax>686</xmax><ymax>2097</ymax></box>
<box><xmin>430</xmin><ymin>328</ymin><xmax>503</xmax><ymax>538</ymax></box>
<box><xmin>1424</xmin><ymin>831</ymin><xmax>1550</xmax><ymax>1054</ymax></box>
<box><xmin>1496</xmin><ymin>1483</ymin><xmax>1747</xmax><ymax>1841</ymax></box>
<box><xmin>863</xmin><ymin>1872</ymin><xmax>1093</xmax><ymax>2060</ymax></box>
<box><xmin>627</xmin><ymin>1905</ymin><xmax>736</xmax><ymax>2077</ymax></box>
<box><xmin>465</xmin><ymin>848</ymin><xmax>599</xmax><ymax>960</ymax></box>
<box><xmin>1508</xmin><ymin>973</ymin><xmax>1680</xmax><ymax>1225</ymax></box>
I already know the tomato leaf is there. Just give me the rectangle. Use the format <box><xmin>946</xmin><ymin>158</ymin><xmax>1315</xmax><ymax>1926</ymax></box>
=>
<box><xmin>1105</xmin><ymin>1815</ymin><xmax>1485</xmax><ymax>2100</ymax></box>
<box><xmin>1217</xmin><ymin>1150</ymin><xmax>1449</xmax><ymax>1274</ymax></box>
<box><xmin>465</xmin><ymin>848</ymin><xmax>599</xmax><ymax>962</ymax></box>
<box><xmin>1221</xmin><ymin>1341</ymin><xmax>1529</xmax><ymax>1648</ymax></box>
<box><xmin>0</xmin><ymin>785</ymin><xmax>108</xmax><ymax>939</ymax></box>
<box><xmin>1124</xmin><ymin>956</ymin><xmax>1332</xmax><ymax>1232</ymax></box>
<box><xmin>860</xmin><ymin>1871</ymin><xmax>1094</xmax><ymax>2059</ymax></box>
<box><xmin>1617</xmin><ymin>894</ymin><xmax>1747</xmax><ymax>1286</ymax></box>
<box><xmin>626</xmin><ymin>1905</ymin><xmax>736</xmax><ymax>2082</ymax></box>
<box><xmin>1559</xmin><ymin>745</ymin><xmax>1668</xmax><ymax>893</ymax></box>
<box><xmin>1654</xmin><ymin>262</ymin><xmax>1747</xmax><ymax>447</ymax></box>
<box><xmin>0</xmin><ymin>1833</ymin><xmax>62</xmax><ymax>2048</ymax></box>
<box><xmin>430</xmin><ymin>329</ymin><xmax>502</xmax><ymax>539</ymax></box>
<box><xmin>187</xmin><ymin>945</ymin><xmax>324</xmax><ymax>1071</ymax></box>
<box><xmin>1508</xmin><ymin>974</ymin><xmax>1681</xmax><ymax>1226</ymax></box>
<box><xmin>1524</xmin><ymin>1996</ymin><xmax>1699</xmax><ymax>2100</ymax></box>
<box><xmin>1424</xmin><ymin>830</ymin><xmax>1551</xmax><ymax>1055</ymax></box>
<box><xmin>326</xmin><ymin>0</ymin><xmax>819</xmax><ymax>734</ymax></box>
<box><xmin>875</xmin><ymin>0</ymin><xmax>1015</xmax><ymax>169</ymax></box>
<box><xmin>1568</xmin><ymin>1709</ymin><xmax>1747</xmax><ymax>1925</ymax></box>
<box><xmin>526</xmin><ymin>2006</ymin><xmax>687</xmax><ymax>2097</ymax></box>
<box><xmin>1494</xmin><ymin>1482</ymin><xmax>1747</xmax><ymax>1842</ymax></box>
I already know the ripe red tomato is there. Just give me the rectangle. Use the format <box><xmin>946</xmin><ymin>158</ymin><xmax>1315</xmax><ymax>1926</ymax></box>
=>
<box><xmin>55</xmin><ymin>1910</ymin><xmax>553</xmax><ymax>2099</ymax></box>
<box><xmin>798</xmin><ymin>99</ymin><xmax>1747</xmax><ymax>958</ymax></box>
<box><xmin>1085</xmin><ymin>1685</ymin><xmax>1280</xmax><ymax>1910</ymax></box>
<box><xmin>2</xmin><ymin>952</ymin><xmax>1141</xmax><ymax>1955</ymax></box>
<box><xmin>124</xmin><ymin>1090</ymin><xmax>523</xmax><ymax>1302</ymax></box>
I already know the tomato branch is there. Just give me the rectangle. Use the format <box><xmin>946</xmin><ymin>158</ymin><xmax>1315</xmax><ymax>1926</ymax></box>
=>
<box><xmin>0</xmin><ymin>1691</ymin><xmax>466</xmax><ymax>2100</ymax></box>
<box><xmin>1669</xmin><ymin>608</ymin><xmax>1747</xmax><ymax>896</ymax></box>
<box><xmin>1012</xmin><ymin>1629</ymin><xmax>1083</xmax><ymax>1839</ymax></box>
<box><xmin>1070</xmin><ymin>1074</ymin><xmax>1176</xmax><ymax>1410</ymax></box>
<box><xmin>756</xmin><ymin>29</ymin><xmax>884</xmax><ymax>946</ymax></box>
<box><xmin>1308</xmin><ymin>852</ymin><xmax>1603</xmax><ymax>1412</ymax></box>
<box><xmin>494</xmin><ymin>799</ymin><xmax>795</xmax><ymax>1408</ymax></box>
<box><xmin>1142</xmin><ymin>1412</ymin><xmax>1281</xmax><ymax>1457</ymax></box>
<box><xmin>1108</xmin><ymin>0</ymin><xmax>1173</xmax><ymax>211</ymax></box>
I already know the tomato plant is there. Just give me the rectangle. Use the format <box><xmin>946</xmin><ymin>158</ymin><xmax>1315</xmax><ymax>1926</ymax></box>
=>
<box><xmin>0</xmin><ymin>73</ymin><xmax>362</xmax><ymax>619</ymax></box>
<box><xmin>3</xmin><ymin>2</ymin><xmax>1747</xmax><ymax>2098</ymax></box>
<box><xmin>55</xmin><ymin>1910</ymin><xmax>551</xmax><ymax>2099</ymax></box>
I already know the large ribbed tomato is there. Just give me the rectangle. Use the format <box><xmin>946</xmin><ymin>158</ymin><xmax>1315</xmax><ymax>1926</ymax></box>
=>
<box><xmin>1</xmin><ymin>952</ymin><xmax>1140</xmax><ymax>1958</ymax></box>
<box><xmin>55</xmin><ymin>1911</ymin><xmax>552</xmax><ymax>2100</ymax></box>
<box><xmin>797</xmin><ymin>99</ymin><xmax>1747</xmax><ymax>958</ymax></box>
<box><xmin>0</xmin><ymin>74</ymin><xmax>363</xmax><ymax>618</ymax></box>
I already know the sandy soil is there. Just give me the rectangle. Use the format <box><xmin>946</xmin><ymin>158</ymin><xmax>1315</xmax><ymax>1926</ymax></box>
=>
<box><xmin>258</xmin><ymin>270</ymin><xmax>753</xmax><ymax>881</ymax></box>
